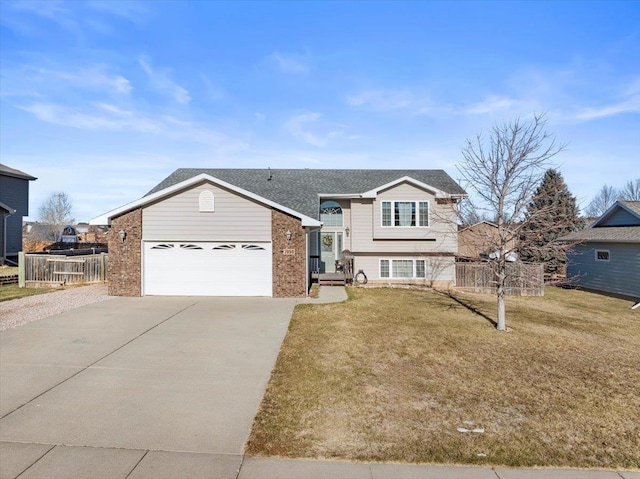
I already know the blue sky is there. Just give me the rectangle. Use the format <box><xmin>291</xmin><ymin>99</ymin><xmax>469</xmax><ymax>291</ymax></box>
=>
<box><xmin>1</xmin><ymin>0</ymin><xmax>639</xmax><ymax>222</ymax></box>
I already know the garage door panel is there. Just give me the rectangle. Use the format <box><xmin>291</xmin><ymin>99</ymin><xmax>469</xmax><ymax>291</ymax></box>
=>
<box><xmin>143</xmin><ymin>242</ymin><xmax>272</xmax><ymax>296</ymax></box>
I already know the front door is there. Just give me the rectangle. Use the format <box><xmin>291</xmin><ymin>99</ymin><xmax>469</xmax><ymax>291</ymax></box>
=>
<box><xmin>320</xmin><ymin>232</ymin><xmax>343</xmax><ymax>273</ymax></box>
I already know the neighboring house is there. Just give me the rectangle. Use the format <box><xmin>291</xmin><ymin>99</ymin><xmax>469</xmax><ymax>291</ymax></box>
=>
<box><xmin>90</xmin><ymin>169</ymin><xmax>466</xmax><ymax>298</ymax></box>
<box><xmin>561</xmin><ymin>200</ymin><xmax>640</xmax><ymax>299</ymax></box>
<box><xmin>0</xmin><ymin>164</ymin><xmax>37</xmax><ymax>265</ymax></box>
<box><xmin>457</xmin><ymin>221</ymin><xmax>517</xmax><ymax>260</ymax></box>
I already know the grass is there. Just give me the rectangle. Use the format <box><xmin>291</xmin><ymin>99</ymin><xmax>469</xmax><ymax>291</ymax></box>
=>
<box><xmin>0</xmin><ymin>266</ymin><xmax>19</xmax><ymax>277</ymax></box>
<box><xmin>246</xmin><ymin>286</ymin><xmax>640</xmax><ymax>469</ymax></box>
<box><xmin>0</xmin><ymin>285</ymin><xmax>53</xmax><ymax>302</ymax></box>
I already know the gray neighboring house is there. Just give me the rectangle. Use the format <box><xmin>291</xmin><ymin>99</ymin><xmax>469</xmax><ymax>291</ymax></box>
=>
<box><xmin>561</xmin><ymin>200</ymin><xmax>640</xmax><ymax>299</ymax></box>
<box><xmin>0</xmin><ymin>164</ymin><xmax>37</xmax><ymax>265</ymax></box>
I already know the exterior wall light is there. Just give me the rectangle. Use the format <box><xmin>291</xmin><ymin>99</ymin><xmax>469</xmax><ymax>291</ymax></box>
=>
<box><xmin>285</xmin><ymin>230</ymin><xmax>292</xmax><ymax>243</ymax></box>
<box><xmin>118</xmin><ymin>229</ymin><xmax>127</xmax><ymax>242</ymax></box>
<box><xmin>345</xmin><ymin>227</ymin><xmax>350</xmax><ymax>237</ymax></box>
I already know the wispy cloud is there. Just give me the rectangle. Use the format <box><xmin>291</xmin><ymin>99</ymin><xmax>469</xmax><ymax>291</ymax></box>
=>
<box><xmin>285</xmin><ymin>111</ymin><xmax>325</xmax><ymax>146</ymax></box>
<box><xmin>17</xmin><ymin>101</ymin><xmax>235</xmax><ymax>146</ymax></box>
<box><xmin>86</xmin><ymin>1</ymin><xmax>149</xmax><ymax>24</ymax></box>
<box><xmin>2</xmin><ymin>0</ymin><xmax>147</xmax><ymax>37</ymax></box>
<box><xmin>139</xmin><ymin>56</ymin><xmax>191</xmax><ymax>104</ymax></box>
<box><xmin>346</xmin><ymin>89</ymin><xmax>438</xmax><ymax>115</ymax></box>
<box><xmin>465</xmin><ymin>95</ymin><xmax>519</xmax><ymax>115</ymax></box>
<box><xmin>570</xmin><ymin>78</ymin><xmax>640</xmax><ymax>121</ymax></box>
<box><xmin>267</xmin><ymin>51</ymin><xmax>311</xmax><ymax>75</ymax></box>
<box><xmin>0</xmin><ymin>63</ymin><xmax>132</xmax><ymax>98</ymax></box>
<box><xmin>284</xmin><ymin>111</ymin><xmax>350</xmax><ymax>148</ymax></box>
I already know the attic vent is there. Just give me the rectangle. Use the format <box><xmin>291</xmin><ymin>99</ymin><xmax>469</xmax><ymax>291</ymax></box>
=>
<box><xmin>199</xmin><ymin>190</ymin><xmax>214</xmax><ymax>212</ymax></box>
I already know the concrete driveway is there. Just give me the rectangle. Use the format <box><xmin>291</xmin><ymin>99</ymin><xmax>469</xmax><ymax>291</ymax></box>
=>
<box><xmin>0</xmin><ymin>296</ymin><xmax>296</xmax><ymax>479</ymax></box>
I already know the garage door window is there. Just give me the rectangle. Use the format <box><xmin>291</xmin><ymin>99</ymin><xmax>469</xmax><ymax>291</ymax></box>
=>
<box><xmin>242</xmin><ymin>244</ymin><xmax>266</xmax><ymax>250</ymax></box>
<box><xmin>213</xmin><ymin>244</ymin><xmax>235</xmax><ymax>250</ymax></box>
<box><xmin>180</xmin><ymin>244</ymin><xmax>203</xmax><ymax>250</ymax></box>
<box><xmin>151</xmin><ymin>244</ymin><xmax>174</xmax><ymax>250</ymax></box>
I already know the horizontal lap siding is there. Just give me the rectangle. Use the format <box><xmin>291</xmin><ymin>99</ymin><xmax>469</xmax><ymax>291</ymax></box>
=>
<box><xmin>567</xmin><ymin>242</ymin><xmax>640</xmax><ymax>298</ymax></box>
<box><xmin>0</xmin><ymin>175</ymin><xmax>29</xmax><ymax>255</ymax></box>
<box><xmin>143</xmin><ymin>182</ymin><xmax>271</xmax><ymax>242</ymax></box>
<box><xmin>599</xmin><ymin>208</ymin><xmax>640</xmax><ymax>227</ymax></box>
<box><xmin>351</xmin><ymin>194</ymin><xmax>458</xmax><ymax>254</ymax></box>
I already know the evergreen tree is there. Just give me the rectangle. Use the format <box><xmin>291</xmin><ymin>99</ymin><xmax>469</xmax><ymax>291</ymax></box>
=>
<box><xmin>520</xmin><ymin>169</ymin><xmax>582</xmax><ymax>273</ymax></box>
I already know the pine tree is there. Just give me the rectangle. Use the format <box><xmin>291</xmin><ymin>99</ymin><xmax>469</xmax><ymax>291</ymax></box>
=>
<box><xmin>520</xmin><ymin>169</ymin><xmax>582</xmax><ymax>273</ymax></box>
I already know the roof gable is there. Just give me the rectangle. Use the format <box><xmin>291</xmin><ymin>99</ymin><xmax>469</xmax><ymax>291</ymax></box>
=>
<box><xmin>145</xmin><ymin>169</ymin><xmax>466</xmax><ymax>220</ymax></box>
<box><xmin>90</xmin><ymin>173</ymin><xmax>323</xmax><ymax>226</ymax></box>
<box><xmin>593</xmin><ymin>200</ymin><xmax>640</xmax><ymax>228</ymax></box>
<box><xmin>92</xmin><ymin>168</ymin><xmax>466</xmax><ymax>226</ymax></box>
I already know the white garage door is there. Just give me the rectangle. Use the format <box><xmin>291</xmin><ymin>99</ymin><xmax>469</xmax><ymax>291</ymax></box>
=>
<box><xmin>143</xmin><ymin>242</ymin><xmax>272</xmax><ymax>296</ymax></box>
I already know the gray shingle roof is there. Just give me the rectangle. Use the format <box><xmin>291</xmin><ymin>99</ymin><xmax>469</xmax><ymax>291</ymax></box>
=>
<box><xmin>147</xmin><ymin>169</ymin><xmax>466</xmax><ymax>219</ymax></box>
<box><xmin>561</xmin><ymin>226</ymin><xmax>640</xmax><ymax>243</ymax></box>
<box><xmin>620</xmin><ymin>200</ymin><xmax>640</xmax><ymax>216</ymax></box>
<box><xmin>0</xmin><ymin>163</ymin><xmax>37</xmax><ymax>181</ymax></box>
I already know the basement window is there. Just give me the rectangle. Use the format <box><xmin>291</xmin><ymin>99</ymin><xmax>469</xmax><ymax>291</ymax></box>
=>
<box><xmin>595</xmin><ymin>250</ymin><xmax>610</xmax><ymax>262</ymax></box>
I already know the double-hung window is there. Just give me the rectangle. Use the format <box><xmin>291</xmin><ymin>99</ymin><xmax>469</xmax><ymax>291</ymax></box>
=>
<box><xmin>381</xmin><ymin>201</ymin><xmax>429</xmax><ymax>227</ymax></box>
<box><xmin>379</xmin><ymin>259</ymin><xmax>427</xmax><ymax>279</ymax></box>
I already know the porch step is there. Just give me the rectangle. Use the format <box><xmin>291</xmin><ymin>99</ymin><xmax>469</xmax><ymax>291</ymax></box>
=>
<box><xmin>318</xmin><ymin>273</ymin><xmax>346</xmax><ymax>286</ymax></box>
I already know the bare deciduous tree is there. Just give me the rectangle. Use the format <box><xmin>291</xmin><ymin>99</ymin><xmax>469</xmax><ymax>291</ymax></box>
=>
<box><xmin>619</xmin><ymin>179</ymin><xmax>640</xmax><ymax>201</ymax></box>
<box><xmin>457</xmin><ymin>114</ymin><xmax>564</xmax><ymax>331</ymax></box>
<box><xmin>38</xmin><ymin>192</ymin><xmax>74</xmax><ymax>242</ymax></box>
<box><xmin>585</xmin><ymin>185</ymin><xmax>619</xmax><ymax>218</ymax></box>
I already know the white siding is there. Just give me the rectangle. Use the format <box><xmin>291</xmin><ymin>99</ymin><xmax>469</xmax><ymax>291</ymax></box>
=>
<box><xmin>143</xmin><ymin>182</ymin><xmax>271</xmax><ymax>242</ymax></box>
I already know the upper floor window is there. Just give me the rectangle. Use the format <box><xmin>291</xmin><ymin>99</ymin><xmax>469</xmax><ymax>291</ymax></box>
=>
<box><xmin>381</xmin><ymin>201</ymin><xmax>429</xmax><ymax>227</ymax></box>
<box><xmin>320</xmin><ymin>200</ymin><xmax>343</xmax><ymax>227</ymax></box>
<box><xmin>595</xmin><ymin>250</ymin><xmax>610</xmax><ymax>261</ymax></box>
<box><xmin>199</xmin><ymin>190</ymin><xmax>215</xmax><ymax>212</ymax></box>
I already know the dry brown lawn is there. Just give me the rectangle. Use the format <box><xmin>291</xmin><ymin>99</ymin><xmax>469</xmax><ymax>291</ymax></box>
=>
<box><xmin>246</xmin><ymin>286</ymin><xmax>640</xmax><ymax>469</ymax></box>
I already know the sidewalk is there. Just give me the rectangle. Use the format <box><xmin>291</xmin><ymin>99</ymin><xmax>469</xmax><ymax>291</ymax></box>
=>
<box><xmin>238</xmin><ymin>457</ymin><xmax>639</xmax><ymax>479</ymax></box>
<box><xmin>297</xmin><ymin>285</ymin><xmax>349</xmax><ymax>304</ymax></box>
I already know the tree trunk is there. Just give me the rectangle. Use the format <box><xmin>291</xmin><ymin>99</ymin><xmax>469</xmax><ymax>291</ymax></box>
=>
<box><xmin>497</xmin><ymin>285</ymin><xmax>506</xmax><ymax>331</ymax></box>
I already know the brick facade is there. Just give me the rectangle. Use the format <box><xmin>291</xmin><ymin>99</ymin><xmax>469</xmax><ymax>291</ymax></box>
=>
<box><xmin>108</xmin><ymin>208</ymin><xmax>142</xmax><ymax>297</ymax></box>
<box><xmin>271</xmin><ymin>209</ymin><xmax>307</xmax><ymax>298</ymax></box>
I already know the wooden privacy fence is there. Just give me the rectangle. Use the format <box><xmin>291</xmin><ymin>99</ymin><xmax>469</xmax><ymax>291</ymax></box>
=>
<box><xmin>19</xmin><ymin>253</ymin><xmax>108</xmax><ymax>287</ymax></box>
<box><xmin>456</xmin><ymin>262</ymin><xmax>544</xmax><ymax>296</ymax></box>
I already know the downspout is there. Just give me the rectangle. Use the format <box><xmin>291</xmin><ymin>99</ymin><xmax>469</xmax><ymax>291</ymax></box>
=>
<box><xmin>1</xmin><ymin>207</ymin><xmax>15</xmax><ymax>266</ymax></box>
<box><xmin>1</xmin><ymin>211</ymin><xmax>7</xmax><ymax>265</ymax></box>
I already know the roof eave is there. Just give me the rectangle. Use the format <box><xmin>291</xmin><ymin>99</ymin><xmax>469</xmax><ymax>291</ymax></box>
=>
<box><xmin>89</xmin><ymin>173</ymin><xmax>322</xmax><ymax>227</ymax></box>
<box><xmin>359</xmin><ymin>176</ymin><xmax>465</xmax><ymax>199</ymax></box>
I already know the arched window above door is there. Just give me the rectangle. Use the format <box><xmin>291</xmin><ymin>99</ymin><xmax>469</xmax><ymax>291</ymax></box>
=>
<box><xmin>320</xmin><ymin>200</ymin><xmax>343</xmax><ymax>227</ymax></box>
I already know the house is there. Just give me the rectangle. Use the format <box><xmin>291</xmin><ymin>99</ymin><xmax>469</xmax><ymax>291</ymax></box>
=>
<box><xmin>457</xmin><ymin>221</ymin><xmax>517</xmax><ymax>261</ymax></box>
<box><xmin>561</xmin><ymin>200</ymin><xmax>640</xmax><ymax>299</ymax></box>
<box><xmin>0</xmin><ymin>164</ymin><xmax>37</xmax><ymax>265</ymax></box>
<box><xmin>90</xmin><ymin>169</ymin><xmax>466</xmax><ymax>298</ymax></box>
